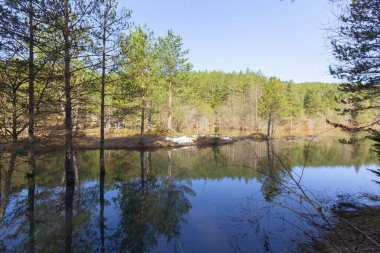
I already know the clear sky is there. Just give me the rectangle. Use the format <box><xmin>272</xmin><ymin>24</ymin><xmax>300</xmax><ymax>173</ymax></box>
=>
<box><xmin>119</xmin><ymin>0</ymin><xmax>337</xmax><ymax>83</ymax></box>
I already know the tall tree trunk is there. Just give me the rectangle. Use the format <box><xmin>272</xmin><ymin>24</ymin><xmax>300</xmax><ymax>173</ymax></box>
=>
<box><xmin>12</xmin><ymin>89</ymin><xmax>17</xmax><ymax>143</ymax></box>
<box><xmin>27</xmin><ymin>0</ymin><xmax>35</xmax><ymax>177</ymax></box>
<box><xmin>147</xmin><ymin>101</ymin><xmax>152</xmax><ymax>133</ymax></box>
<box><xmin>167</xmin><ymin>80</ymin><xmax>173</xmax><ymax>131</ymax></box>
<box><xmin>64</xmin><ymin>0</ymin><xmax>74</xmax><ymax>186</ymax></box>
<box><xmin>240</xmin><ymin>94</ymin><xmax>243</xmax><ymax>131</ymax></box>
<box><xmin>267</xmin><ymin>113</ymin><xmax>271</xmax><ymax>140</ymax></box>
<box><xmin>233</xmin><ymin>89</ymin><xmax>236</xmax><ymax>129</ymax></box>
<box><xmin>255</xmin><ymin>84</ymin><xmax>259</xmax><ymax>132</ymax></box>
<box><xmin>73</xmin><ymin>104</ymin><xmax>79</xmax><ymax>135</ymax></box>
<box><xmin>100</xmin><ymin>6</ymin><xmax>107</xmax><ymax>174</ymax></box>
<box><xmin>290</xmin><ymin>118</ymin><xmax>293</xmax><ymax>136</ymax></box>
<box><xmin>140</xmin><ymin>97</ymin><xmax>145</xmax><ymax>143</ymax></box>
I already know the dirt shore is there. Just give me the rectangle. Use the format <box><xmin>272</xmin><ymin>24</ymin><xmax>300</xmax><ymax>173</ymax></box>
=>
<box><xmin>0</xmin><ymin>134</ymin><xmax>264</xmax><ymax>153</ymax></box>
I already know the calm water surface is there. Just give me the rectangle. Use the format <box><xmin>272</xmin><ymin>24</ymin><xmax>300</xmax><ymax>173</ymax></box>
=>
<box><xmin>0</xmin><ymin>139</ymin><xmax>379</xmax><ymax>252</ymax></box>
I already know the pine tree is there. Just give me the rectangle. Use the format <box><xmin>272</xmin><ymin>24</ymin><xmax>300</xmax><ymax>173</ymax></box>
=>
<box><xmin>329</xmin><ymin>0</ymin><xmax>380</xmax><ymax>133</ymax></box>
<box><xmin>157</xmin><ymin>30</ymin><xmax>192</xmax><ymax>132</ymax></box>
<box><xmin>258</xmin><ymin>77</ymin><xmax>289</xmax><ymax>138</ymax></box>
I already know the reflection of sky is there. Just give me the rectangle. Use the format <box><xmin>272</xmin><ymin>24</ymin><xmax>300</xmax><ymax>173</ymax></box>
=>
<box><xmin>153</xmin><ymin>165</ymin><xmax>380</xmax><ymax>252</ymax></box>
<box><xmin>295</xmin><ymin>164</ymin><xmax>380</xmax><ymax>195</ymax></box>
<box><xmin>3</xmin><ymin>166</ymin><xmax>380</xmax><ymax>252</ymax></box>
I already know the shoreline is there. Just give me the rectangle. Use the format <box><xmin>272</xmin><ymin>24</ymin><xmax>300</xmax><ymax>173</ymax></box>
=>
<box><xmin>0</xmin><ymin>132</ymin><xmax>335</xmax><ymax>154</ymax></box>
<box><xmin>0</xmin><ymin>134</ymin><xmax>265</xmax><ymax>153</ymax></box>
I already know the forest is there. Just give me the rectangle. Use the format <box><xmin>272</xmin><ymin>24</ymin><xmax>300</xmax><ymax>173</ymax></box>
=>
<box><xmin>0</xmin><ymin>0</ymin><xmax>360</xmax><ymax>147</ymax></box>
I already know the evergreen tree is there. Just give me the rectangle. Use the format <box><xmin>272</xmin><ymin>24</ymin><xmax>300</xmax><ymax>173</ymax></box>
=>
<box><xmin>121</xmin><ymin>26</ymin><xmax>157</xmax><ymax>142</ymax></box>
<box><xmin>157</xmin><ymin>30</ymin><xmax>192</xmax><ymax>132</ymax></box>
<box><xmin>329</xmin><ymin>0</ymin><xmax>380</xmax><ymax>133</ymax></box>
<box><xmin>258</xmin><ymin>77</ymin><xmax>289</xmax><ymax>138</ymax></box>
<box><xmin>304</xmin><ymin>89</ymin><xmax>321</xmax><ymax>117</ymax></box>
<box><xmin>93</xmin><ymin>0</ymin><xmax>130</xmax><ymax>173</ymax></box>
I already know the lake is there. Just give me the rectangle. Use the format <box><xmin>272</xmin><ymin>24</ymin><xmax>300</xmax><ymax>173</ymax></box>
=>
<box><xmin>0</xmin><ymin>138</ymin><xmax>379</xmax><ymax>252</ymax></box>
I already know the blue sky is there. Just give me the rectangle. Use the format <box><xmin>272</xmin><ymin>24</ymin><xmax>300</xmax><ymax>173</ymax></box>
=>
<box><xmin>119</xmin><ymin>0</ymin><xmax>337</xmax><ymax>83</ymax></box>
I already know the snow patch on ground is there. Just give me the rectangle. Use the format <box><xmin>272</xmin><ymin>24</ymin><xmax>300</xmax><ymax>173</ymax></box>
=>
<box><xmin>165</xmin><ymin>136</ymin><xmax>196</xmax><ymax>144</ymax></box>
<box><xmin>166</xmin><ymin>135</ymin><xmax>233</xmax><ymax>144</ymax></box>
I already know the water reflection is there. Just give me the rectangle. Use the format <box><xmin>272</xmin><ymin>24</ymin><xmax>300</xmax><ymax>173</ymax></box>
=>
<box><xmin>111</xmin><ymin>150</ymin><xmax>193</xmax><ymax>252</ymax></box>
<box><xmin>260</xmin><ymin>141</ymin><xmax>285</xmax><ymax>202</ymax></box>
<box><xmin>100</xmin><ymin>172</ymin><xmax>105</xmax><ymax>253</ymax></box>
<box><xmin>0</xmin><ymin>139</ymin><xmax>378</xmax><ymax>252</ymax></box>
<box><xmin>27</xmin><ymin>176</ymin><xmax>35</xmax><ymax>253</ymax></box>
<box><xmin>0</xmin><ymin>152</ymin><xmax>17</xmax><ymax>222</ymax></box>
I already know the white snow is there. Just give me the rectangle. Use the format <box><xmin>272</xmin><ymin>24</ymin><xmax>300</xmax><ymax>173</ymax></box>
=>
<box><xmin>165</xmin><ymin>136</ymin><xmax>196</xmax><ymax>144</ymax></box>
<box><xmin>165</xmin><ymin>135</ymin><xmax>233</xmax><ymax>144</ymax></box>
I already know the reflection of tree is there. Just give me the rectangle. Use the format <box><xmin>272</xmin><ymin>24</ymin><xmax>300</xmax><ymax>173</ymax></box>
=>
<box><xmin>64</xmin><ymin>150</ymin><xmax>77</xmax><ymax>253</ymax></box>
<box><xmin>0</xmin><ymin>152</ymin><xmax>17</xmax><ymax>221</ymax></box>
<box><xmin>99</xmin><ymin>172</ymin><xmax>105</xmax><ymax>253</ymax></box>
<box><xmin>112</xmin><ymin>150</ymin><xmax>157</xmax><ymax>252</ymax></box>
<box><xmin>112</xmin><ymin>150</ymin><xmax>194</xmax><ymax>252</ymax></box>
<box><xmin>27</xmin><ymin>176</ymin><xmax>35</xmax><ymax>253</ymax></box>
<box><xmin>369</xmin><ymin>136</ymin><xmax>380</xmax><ymax>184</ymax></box>
<box><xmin>65</xmin><ymin>183</ymin><xmax>75</xmax><ymax>253</ymax></box>
<box><xmin>260</xmin><ymin>141</ymin><xmax>285</xmax><ymax>202</ymax></box>
<box><xmin>26</xmin><ymin>138</ymin><xmax>36</xmax><ymax>253</ymax></box>
<box><xmin>153</xmin><ymin>151</ymin><xmax>193</xmax><ymax>244</ymax></box>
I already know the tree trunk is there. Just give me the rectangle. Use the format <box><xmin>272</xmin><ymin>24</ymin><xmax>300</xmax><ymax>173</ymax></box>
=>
<box><xmin>255</xmin><ymin>84</ymin><xmax>259</xmax><ymax>132</ymax></box>
<box><xmin>64</xmin><ymin>0</ymin><xmax>74</xmax><ymax>186</ymax></box>
<box><xmin>100</xmin><ymin>6</ymin><xmax>107</xmax><ymax>174</ymax></box>
<box><xmin>27</xmin><ymin>0</ymin><xmax>35</xmax><ymax>177</ymax></box>
<box><xmin>290</xmin><ymin>119</ymin><xmax>293</xmax><ymax>136</ymax></box>
<box><xmin>140</xmin><ymin>104</ymin><xmax>145</xmax><ymax>143</ymax></box>
<box><xmin>233</xmin><ymin>89</ymin><xmax>236</xmax><ymax>129</ymax></box>
<box><xmin>12</xmin><ymin>89</ymin><xmax>17</xmax><ymax>143</ymax></box>
<box><xmin>73</xmin><ymin>104</ymin><xmax>79</xmax><ymax>135</ymax></box>
<box><xmin>168</xmin><ymin>80</ymin><xmax>173</xmax><ymax>131</ymax></box>
<box><xmin>107</xmin><ymin>114</ymin><xmax>111</xmax><ymax>133</ymax></box>
<box><xmin>239</xmin><ymin>94</ymin><xmax>243</xmax><ymax>131</ymax></box>
<box><xmin>147</xmin><ymin>101</ymin><xmax>152</xmax><ymax>133</ymax></box>
<box><xmin>267</xmin><ymin>114</ymin><xmax>271</xmax><ymax>140</ymax></box>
